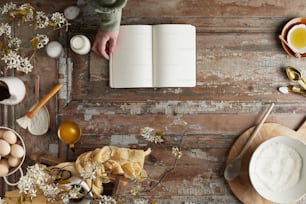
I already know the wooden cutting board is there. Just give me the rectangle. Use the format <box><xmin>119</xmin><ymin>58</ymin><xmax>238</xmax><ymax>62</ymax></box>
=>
<box><xmin>226</xmin><ymin>120</ymin><xmax>306</xmax><ymax>204</ymax></box>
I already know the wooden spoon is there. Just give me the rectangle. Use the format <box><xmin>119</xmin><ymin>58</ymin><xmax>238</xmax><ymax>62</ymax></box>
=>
<box><xmin>278</xmin><ymin>35</ymin><xmax>302</xmax><ymax>58</ymax></box>
<box><xmin>224</xmin><ymin>103</ymin><xmax>275</xmax><ymax>181</ymax></box>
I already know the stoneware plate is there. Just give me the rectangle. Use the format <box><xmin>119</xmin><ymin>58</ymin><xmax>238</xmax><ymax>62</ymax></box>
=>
<box><xmin>249</xmin><ymin>136</ymin><xmax>306</xmax><ymax>203</ymax></box>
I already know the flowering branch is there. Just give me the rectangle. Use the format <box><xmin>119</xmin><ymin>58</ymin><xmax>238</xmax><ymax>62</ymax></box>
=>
<box><xmin>141</xmin><ymin>146</ymin><xmax>183</xmax><ymax>193</ymax></box>
<box><xmin>0</xmin><ymin>2</ymin><xmax>69</xmax><ymax>74</ymax></box>
<box><xmin>128</xmin><ymin>127</ymin><xmax>184</xmax><ymax>196</ymax></box>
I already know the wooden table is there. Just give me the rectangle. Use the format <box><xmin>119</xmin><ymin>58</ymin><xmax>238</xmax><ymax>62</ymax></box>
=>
<box><xmin>2</xmin><ymin>0</ymin><xmax>306</xmax><ymax>203</ymax></box>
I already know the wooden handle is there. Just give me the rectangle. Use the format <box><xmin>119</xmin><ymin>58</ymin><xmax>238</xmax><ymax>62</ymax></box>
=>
<box><xmin>27</xmin><ymin>83</ymin><xmax>62</xmax><ymax>119</ymax></box>
<box><xmin>278</xmin><ymin>35</ymin><xmax>302</xmax><ymax>58</ymax></box>
<box><xmin>238</xmin><ymin>103</ymin><xmax>275</xmax><ymax>157</ymax></box>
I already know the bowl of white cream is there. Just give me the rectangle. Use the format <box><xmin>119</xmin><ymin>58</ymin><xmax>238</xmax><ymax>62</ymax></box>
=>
<box><xmin>249</xmin><ymin>136</ymin><xmax>306</xmax><ymax>203</ymax></box>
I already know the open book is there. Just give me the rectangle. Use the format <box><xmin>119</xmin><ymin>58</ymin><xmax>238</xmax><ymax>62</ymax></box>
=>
<box><xmin>109</xmin><ymin>24</ymin><xmax>196</xmax><ymax>88</ymax></box>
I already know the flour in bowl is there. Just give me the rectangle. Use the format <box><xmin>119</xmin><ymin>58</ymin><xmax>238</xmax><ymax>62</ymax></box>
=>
<box><xmin>254</xmin><ymin>142</ymin><xmax>302</xmax><ymax>192</ymax></box>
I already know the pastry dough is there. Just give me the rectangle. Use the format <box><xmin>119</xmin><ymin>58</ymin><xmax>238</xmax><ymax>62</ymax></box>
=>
<box><xmin>75</xmin><ymin>146</ymin><xmax>151</xmax><ymax>197</ymax></box>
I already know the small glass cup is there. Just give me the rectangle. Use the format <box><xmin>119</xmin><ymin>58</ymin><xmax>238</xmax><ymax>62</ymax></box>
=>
<box><xmin>57</xmin><ymin>121</ymin><xmax>81</xmax><ymax>151</ymax></box>
<box><xmin>287</xmin><ymin>24</ymin><xmax>306</xmax><ymax>54</ymax></box>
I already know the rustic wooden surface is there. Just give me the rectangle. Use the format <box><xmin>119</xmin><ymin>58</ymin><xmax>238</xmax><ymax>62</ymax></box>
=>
<box><xmin>2</xmin><ymin>0</ymin><xmax>306</xmax><ymax>203</ymax></box>
<box><xmin>227</xmin><ymin>121</ymin><xmax>306</xmax><ymax>204</ymax></box>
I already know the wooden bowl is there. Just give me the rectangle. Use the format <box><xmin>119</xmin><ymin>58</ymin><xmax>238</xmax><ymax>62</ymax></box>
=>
<box><xmin>281</xmin><ymin>17</ymin><xmax>306</xmax><ymax>58</ymax></box>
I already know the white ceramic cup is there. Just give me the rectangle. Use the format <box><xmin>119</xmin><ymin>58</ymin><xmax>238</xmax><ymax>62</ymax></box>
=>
<box><xmin>287</xmin><ymin>24</ymin><xmax>306</xmax><ymax>54</ymax></box>
<box><xmin>70</xmin><ymin>35</ymin><xmax>91</xmax><ymax>55</ymax></box>
<box><xmin>64</xmin><ymin>6</ymin><xmax>80</xmax><ymax>20</ymax></box>
<box><xmin>46</xmin><ymin>41</ymin><xmax>63</xmax><ymax>58</ymax></box>
<box><xmin>0</xmin><ymin>77</ymin><xmax>26</xmax><ymax>105</ymax></box>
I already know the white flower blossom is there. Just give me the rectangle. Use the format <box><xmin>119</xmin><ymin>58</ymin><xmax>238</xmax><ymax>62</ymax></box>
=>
<box><xmin>60</xmin><ymin>185</ymin><xmax>82</xmax><ymax>204</ymax></box>
<box><xmin>51</xmin><ymin>12</ymin><xmax>67</xmax><ymax>28</ymax></box>
<box><xmin>61</xmin><ymin>194</ymin><xmax>70</xmax><ymax>204</ymax></box>
<box><xmin>0</xmin><ymin>3</ymin><xmax>68</xmax><ymax>74</ymax></box>
<box><xmin>1</xmin><ymin>51</ymin><xmax>21</xmax><ymax>69</ymax></box>
<box><xmin>130</xmin><ymin>183</ymin><xmax>143</xmax><ymax>196</ymax></box>
<box><xmin>98</xmin><ymin>195</ymin><xmax>117</xmax><ymax>204</ymax></box>
<box><xmin>134</xmin><ymin>199</ymin><xmax>149</xmax><ymax>204</ymax></box>
<box><xmin>18</xmin><ymin>57</ymin><xmax>34</xmax><ymax>74</ymax></box>
<box><xmin>0</xmin><ymin>23</ymin><xmax>12</xmax><ymax>37</ymax></box>
<box><xmin>79</xmin><ymin>163</ymin><xmax>97</xmax><ymax>180</ymax></box>
<box><xmin>31</xmin><ymin>34</ymin><xmax>49</xmax><ymax>49</ymax></box>
<box><xmin>1</xmin><ymin>51</ymin><xmax>33</xmax><ymax>74</ymax></box>
<box><xmin>140</xmin><ymin>127</ymin><xmax>164</xmax><ymax>143</ymax></box>
<box><xmin>172</xmin><ymin>147</ymin><xmax>183</xmax><ymax>159</ymax></box>
<box><xmin>8</xmin><ymin>37</ymin><xmax>22</xmax><ymax>50</ymax></box>
<box><xmin>0</xmin><ymin>2</ymin><xmax>16</xmax><ymax>15</ymax></box>
<box><xmin>18</xmin><ymin>175</ymin><xmax>37</xmax><ymax>198</ymax></box>
<box><xmin>41</xmin><ymin>183</ymin><xmax>60</xmax><ymax>201</ymax></box>
<box><xmin>68</xmin><ymin>185</ymin><xmax>82</xmax><ymax>199</ymax></box>
<box><xmin>17</xmin><ymin>164</ymin><xmax>52</xmax><ymax>198</ymax></box>
<box><xmin>35</xmin><ymin>11</ymin><xmax>49</xmax><ymax>29</ymax></box>
<box><xmin>18</xmin><ymin>4</ymin><xmax>34</xmax><ymax>22</ymax></box>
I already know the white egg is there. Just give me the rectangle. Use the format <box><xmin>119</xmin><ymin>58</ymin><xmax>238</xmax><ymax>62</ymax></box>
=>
<box><xmin>2</xmin><ymin>130</ymin><xmax>17</xmax><ymax>144</ymax></box>
<box><xmin>64</xmin><ymin>6</ymin><xmax>80</xmax><ymax>20</ymax></box>
<box><xmin>10</xmin><ymin>144</ymin><xmax>24</xmax><ymax>158</ymax></box>
<box><xmin>7</xmin><ymin>156</ymin><xmax>21</xmax><ymax>168</ymax></box>
<box><xmin>46</xmin><ymin>41</ymin><xmax>63</xmax><ymax>58</ymax></box>
<box><xmin>0</xmin><ymin>162</ymin><xmax>9</xmax><ymax>176</ymax></box>
<box><xmin>0</xmin><ymin>139</ymin><xmax>11</xmax><ymax>156</ymax></box>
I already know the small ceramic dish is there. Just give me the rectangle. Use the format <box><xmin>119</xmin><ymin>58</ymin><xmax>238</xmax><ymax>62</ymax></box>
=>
<box><xmin>281</xmin><ymin>17</ymin><xmax>306</xmax><ymax>58</ymax></box>
<box><xmin>249</xmin><ymin>136</ymin><xmax>306</xmax><ymax>203</ymax></box>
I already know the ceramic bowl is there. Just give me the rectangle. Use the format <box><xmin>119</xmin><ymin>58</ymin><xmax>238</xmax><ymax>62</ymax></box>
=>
<box><xmin>70</xmin><ymin>35</ymin><xmax>91</xmax><ymax>55</ymax></box>
<box><xmin>64</xmin><ymin>6</ymin><xmax>80</xmax><ymax>20</ymax></box>
<box><xmin>46</xmin><ymin>41</ymin><xmax>63</xmax><ymax>58</ymax></box>
<box><xmin>281</xmin><ymin>17</ymin><xmax>306</xmax><ymax>58</ymax></box>
<box><xmin>249</xmin><ymin>136</ymin><xmax>306</xmax><ymax>203</ymax></box>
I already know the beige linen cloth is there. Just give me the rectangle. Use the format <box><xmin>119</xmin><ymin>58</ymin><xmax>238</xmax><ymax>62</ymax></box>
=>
<box><xmin>4</xmin><ymin>146</ymin><xmax>151</xmax><ymax>203</ymax></box>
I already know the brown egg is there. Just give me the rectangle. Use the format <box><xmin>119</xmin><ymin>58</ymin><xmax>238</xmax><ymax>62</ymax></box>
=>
<box><xmin>7</xmin><ymin>156</ymin><xmax>21</xmax><ymax>168</ymax></box>
<box><xmin>0</xmin><ymin>159</ymin><xmax>9</xmax><ymax>176</ymax></box>
<box><xmin>2</xmin><ymin>130</ymin><xmax>17</xmax><ymax>144</ymax></box>
<box><xmin>0</xmin><ymin>139</ymin><xmax>11</xmax><ymax>156</ymax></box>
<box><xmin>0</xmin><ymin>158</ymin><xmax>9</xmax><ymax>166</ymax></box>
<box><xmin>10</xmin><ymin>144</ymin><xmax>24</xmax><ymax>158</ymax></box>
<box><xmin>0</xmin><ymin>129</ymin><xmax>4</xmax><ymax>138</ymax></box>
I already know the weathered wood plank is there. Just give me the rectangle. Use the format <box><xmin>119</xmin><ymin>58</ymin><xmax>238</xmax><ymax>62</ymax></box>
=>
<box><xmin>62</xmin><ymin>32</ymin><xmax>306</xmax><ymax>103</ymax></box>
<box><xmin>3</xmin><ymin>0</ymin><xmax>306</xmax><ymax>203</ymax></box>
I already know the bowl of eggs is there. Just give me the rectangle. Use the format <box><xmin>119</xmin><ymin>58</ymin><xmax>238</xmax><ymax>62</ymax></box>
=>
<box><xmin>0</xmin><ymin>126</ymin><xmax>25</xmax><ymax>184</ymax></box>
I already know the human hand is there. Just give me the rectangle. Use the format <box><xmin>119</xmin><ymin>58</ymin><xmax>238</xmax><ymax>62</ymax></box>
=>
<box><xmin>91</xmin><ymin>30</ymin><xmax>119</xmax><ymax>60</ymax></box>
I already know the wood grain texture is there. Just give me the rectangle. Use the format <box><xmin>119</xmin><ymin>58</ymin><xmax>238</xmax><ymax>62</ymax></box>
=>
<box><xmin>2</xmin><ymin>0</ymin><xmax>306</xmax><ymax>203</ymax></box>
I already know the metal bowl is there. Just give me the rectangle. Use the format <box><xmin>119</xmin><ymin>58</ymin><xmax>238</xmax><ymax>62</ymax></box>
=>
<box><xmin>0</xmin><ymin>126</ymin><xmax>26</xmax><ymax>177</ymax></box>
